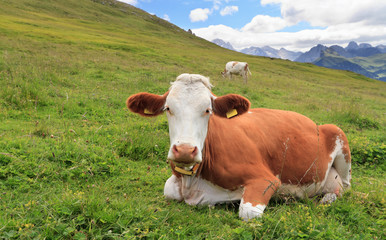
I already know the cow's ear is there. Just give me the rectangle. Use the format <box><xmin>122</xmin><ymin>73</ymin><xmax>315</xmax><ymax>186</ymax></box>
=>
<box><xmin>212</xmin><ymin>94</ymin><xmax>250</xmax><ymax>118</ymax></box>
<box><xmin>126</xmin><ymin>92</ymin><xmax>168</xmax><ymax>117</ymax></box>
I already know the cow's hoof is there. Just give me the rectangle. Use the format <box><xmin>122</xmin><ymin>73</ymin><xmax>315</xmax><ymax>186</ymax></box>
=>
<box><xmin>239</xmin><ymin>199</ymin><xmax>265</xmax><ymax>221</ymax></box>
<box><xmin>320</xmin><ymin>193</ymin><xmax>337</xmax><ymax>204</ymax></box>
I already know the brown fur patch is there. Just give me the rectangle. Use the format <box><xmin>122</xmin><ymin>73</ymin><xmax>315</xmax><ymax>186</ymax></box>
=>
<box><xmin>126</xmin><ymin>91</ymin><xmax>169</xmax><ymax>117</ymax></box>
<box><xmin>213</xmin><ymin>94</ymin><xmax>250</xmax><ymax>118</ymax></box>
<box><xmin>200</xmin><ymin>108</ymin><xmax>351</xmax><ymax>195</ymax></box>
<box><xmin>244</xmin><ymin>63</ymin><xmax>248</xmax><ymax>71</ymax></box>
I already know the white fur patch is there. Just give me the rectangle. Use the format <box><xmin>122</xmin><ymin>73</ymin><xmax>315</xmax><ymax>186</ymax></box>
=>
<box><xmin>174</xmin><ymin>73</ymin><xmax>213</xmax><ymax>90</ymax></box>
<box><xmin>278</xmin><ymin>182</ymin><xmax>325</xmax><ymax>198</ymax></box>
<box><xmin>330</xmin><ymin>135</ymin><xmax>351</xmax><ymax>188</ymax></box>
<box><xmin>330</xmin><ymin>136</ymin><xmax>344</xmax><ymax>163</ymax></box>
<box><xmin>239</xmin><ymin>198</ymin><xmax>266</xmax><ymax>220</ymax></box>
<box><xmin>166</xmin><ymin>74</ymin><xmax>214</xmax><ymax>164</ymax></box>
<box><xmin>164</xmin><ymin>175</ymin><xmax>243</xmax><ymax>206</ymax></box>
<box><xmin>164</xmin><ymin>175</ymin><xmax>183</xmax><ymax>201</ymax></box>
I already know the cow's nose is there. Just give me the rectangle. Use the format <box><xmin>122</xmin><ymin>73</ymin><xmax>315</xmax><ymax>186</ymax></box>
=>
<box><xmin>172</xmin><ymin>144</ymin><xmax>198</xmax><ymax>163</ymax></box>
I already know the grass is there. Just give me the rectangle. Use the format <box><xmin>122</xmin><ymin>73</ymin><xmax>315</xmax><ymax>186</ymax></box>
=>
<box><xmin>351</xmin><ymin>53</ymin><xmax>386</xmax><ymax>80</ymax></box>
<box><xmin>0</xmin><ymin>0</ymin><xmax>385</xmax><ymax>239</ymax></box>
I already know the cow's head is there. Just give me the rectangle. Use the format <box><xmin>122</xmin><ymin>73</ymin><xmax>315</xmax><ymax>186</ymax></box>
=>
<box><xmin>127</xmin><ymin>74</ymin><xmax>250</xmax><ymax>169</ymax></box>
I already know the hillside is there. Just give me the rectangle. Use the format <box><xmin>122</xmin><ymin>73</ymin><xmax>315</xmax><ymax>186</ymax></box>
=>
<box><xmin>0</xmin><ymin>0</ymin><xmax>385</xmax><ymax>239</ymax></box>
<box><xmin>313</xmin><ymin>50</ymin><xmax>380</xmax><ymax>80</ymax></box>
<box><xmin>351</xmin><ymin>53</ymin><xmax>386</xmax><ymax>81</ymax></box>
<box><xmin>309</xmin><ymin>46</ymin><xmax>386</xmax><ymax>81</ymax></box>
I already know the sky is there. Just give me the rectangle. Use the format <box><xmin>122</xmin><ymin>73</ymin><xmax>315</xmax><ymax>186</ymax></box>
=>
<box><xmin>118</xmin><ymin>0</ymin><xmax>386</xmax><ymax>52</ymax></box>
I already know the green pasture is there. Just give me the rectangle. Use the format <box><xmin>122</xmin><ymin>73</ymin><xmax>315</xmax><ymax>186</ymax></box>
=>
<box><xmin>0</xmin><ymin>0</ymin><xmax>385</xmax><ymax>239</ymax></box>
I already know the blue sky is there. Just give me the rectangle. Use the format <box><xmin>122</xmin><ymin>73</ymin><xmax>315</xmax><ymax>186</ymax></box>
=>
<box><xmin>119</xmin><ymin>0</ymin><xmax>386</xmax><ymax>52</ymax></box>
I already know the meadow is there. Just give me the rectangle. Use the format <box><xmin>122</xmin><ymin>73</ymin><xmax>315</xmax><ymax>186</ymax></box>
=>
<box><xmin>0</xmin><ymin>0</ymin><xmax>385</xmax><ymax>239</ymax></box>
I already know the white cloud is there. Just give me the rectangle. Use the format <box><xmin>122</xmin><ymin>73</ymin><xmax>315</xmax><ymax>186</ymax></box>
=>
<box><xmin>117</xmin><ymin>0</ymin><xmax>138</xmax><ymax>6</ymax></box>
<box><xmin>189</xmin><ymin>8</ymin><xmax>212</xmax><ymax>22</ymax></box>
<box><xmin>163</xmin><ymin>14</ymin><xmax>170</xmax><ymax>22</ymax></box>
<box><xmin>190</xmin><ymin>1</ymin><xmax>237</xmax><ymax>22</ymax></box>
<box><xmin>261</xmin><ymin>0</ymin><xmax>386</xmax><ymax>27</ymax></box>
<box><xmin>242</xmin><ymin>15</ymin><xmax>287</xmax><ymax>33</ymax></box>
<box><xmin>212</xmin><ymin>0</ymin><xmax>222</xmax><ymax>10</ymax></box>
<box><xmin>193</xmin><ymin>21</ymin><xmax>386</xmax><ymax>52</ymax></box>
<box><xmin>193</xmin><ymin>0</ymin><xmax>386</xmax><ymax>51</ymax></box>
<box><xmin>220</xmin><ymin>6</ymin><xmax>239</xmax><ymax>16</ymax></box>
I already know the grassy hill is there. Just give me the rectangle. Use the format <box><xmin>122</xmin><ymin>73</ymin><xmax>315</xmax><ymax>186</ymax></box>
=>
<box><xmin>0</xmin><ymin>0</ymin><xmax>385</xmax><ymax>239</ymax></box>
<box><xmin>314</xmin><ymin>49</ymin><xmax>386</xmax><ymax>81</ymax></box>
<box><xmin>351</xmin><ymin>53</ymin><xmax>386</xmax><ymax>81</ymax></box>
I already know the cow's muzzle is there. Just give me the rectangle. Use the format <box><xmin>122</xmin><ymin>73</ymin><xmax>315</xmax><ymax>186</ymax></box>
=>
<box><xmin>171</xmin><ymin>143</ymin><xmax>198</xmax><ymax>165</ymax></box>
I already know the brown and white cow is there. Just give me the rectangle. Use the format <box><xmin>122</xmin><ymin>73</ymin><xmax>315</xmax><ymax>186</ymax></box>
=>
<box><xmin>221</xmin><ymin>61</ymin><xmax>252</xmax><ymax>83</ymax></box>
<box><xmin>126</xmin><ymin>73</ymin><xmax>351</xmax><ymax>220</ymax></box>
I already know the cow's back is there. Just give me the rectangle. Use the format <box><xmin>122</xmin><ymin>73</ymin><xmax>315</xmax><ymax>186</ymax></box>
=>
<box><xmin>225</xmin><ymin>61</ymin><xmax>236</xmax><ymax>71</ymax></box>
<box><xmin>201</xmin><ymin>108</ymin><xmax>340</xmax><ymax>189</ymax></box>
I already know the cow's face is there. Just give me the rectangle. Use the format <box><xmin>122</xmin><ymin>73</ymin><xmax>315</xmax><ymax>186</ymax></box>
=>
<box><xmin>164</xmin><ymin>75</ymin><xmax>213</xmax><ymax>167</ymax></box>
<box><xmin>127</xmin><ymin>74</ymin><xmax>250</xmax><ymax>168</ymax></box>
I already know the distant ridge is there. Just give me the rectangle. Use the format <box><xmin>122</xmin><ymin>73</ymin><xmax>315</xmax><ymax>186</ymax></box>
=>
<box><xmin>211</xmin><ymin>39</ymin><xmax>386</xmax><ymax>81</ymax></box>
<box><xmin>294</xmin><ymin>41</ymin><xmax>384</xmax><ymax>62</ymax></box>
<box><xmin>241</xmin><ymin>46</ymin><xmax>302</xmax><ymax>61</ymax></box>
<box><xmin>212</xmin><ymin>38</ymin><xmax>235</xmax><ymax>51</ymax></box>
<box><xmin>294</xmin><ymin>44</ymin><xmax>327</xmax><ymax>63</ymax></box>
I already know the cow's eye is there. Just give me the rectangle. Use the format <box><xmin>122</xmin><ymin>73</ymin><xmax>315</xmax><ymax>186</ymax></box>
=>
<box><xmin>205</xmin><ymin>109</ymin><xmax>212</xmax><ymax>114</ymax></box>
<box><xmin>164</xmin><ymin>106</ymin><xmax>171</xmax><ymax>113</ymax></box>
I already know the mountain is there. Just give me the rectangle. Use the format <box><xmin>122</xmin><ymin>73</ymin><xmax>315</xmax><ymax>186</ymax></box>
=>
<box><xmin>311</xmin><ymin>43</ymin><xmax>386</xmax><ymax>81</ymax></box>
<box><xmin>295</xmin><ymin>44</ymin><xmax>328</xmax><ymax>63</ymax></box>
<box><xmin>346</xmin><ymin>41</ymin><xmax>359</xmax><ymax>50</ymax></box>
<box><xmin>292</xmin><ymin>41</ymin><xmax>386</xmax><ymax>80</ymax></box>
<box><xmin>277</xmin><ymin>48</ymin><xmax>303</xmax><ymax>61</ymax></box>
<box><xmin>314</xmin><ymin>49</ymin><xmax>379</xmax><ymax>80</ymax></box>
<box><xmin>240</xmin><ymin>46</ymin><xmax>302</xmax><ymax>61</ymax></box>
<box><xmin>295</xmin><ymin>41</ymin><xmax>384</xmax><ymax>63</ymax></box>
<box><xmin>240</xmin><ymin>46</ymin><xmax>268</xmax><ymax>57</ymax></box>
<box><xmin>212</xmin><ymin>38</ymin><xmax>236</xmax><ymax>51</ymax></box>
<box><xmin>211</xmin><ymin>39</ymin><xmax>301</xmax><ymax>61</ymax></box>
<box><xmin>329</xmin><ymin>45</ymin><xmax>353</xmax><ymax>58</ymax></box>
<box><xmin>313</xmin><ymin>47</ymin><xmax>386</xmax><ymax>81</ymax></box>
<box><xmin>345</xmin><ymin>41</ymin><xmax>382</xmax><ymax>57</ymax></box>
<box><xmin>376</xmin><ymin>45</ymin><xmax>386</xmax><ymax>53</ymax></box>
<box><xmin>262</xmin><ymin>46</ymin><xmax>302</xmax><ymax>61</ymax></box>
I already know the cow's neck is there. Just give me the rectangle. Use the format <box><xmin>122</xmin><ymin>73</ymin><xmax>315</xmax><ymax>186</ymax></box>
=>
<box><xmin>200</xmin><ymin>116</ymin><xmax>227</xmax><ymax>183</ymax></box>
<box><xmin>199</xmin><ymin>115</ymin><xmax>256</xmax><ymax>191</ymax></box>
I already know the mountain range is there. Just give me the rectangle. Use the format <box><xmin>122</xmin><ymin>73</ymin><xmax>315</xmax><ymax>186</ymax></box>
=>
<box><xmin>212</xmin><ymin>39</ymin><xmax>386</xmax><ymax>81</ymax></box>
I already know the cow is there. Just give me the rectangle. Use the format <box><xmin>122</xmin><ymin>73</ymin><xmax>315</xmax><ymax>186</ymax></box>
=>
<box><xmin>221</xmin><ymin>61</ymin><xmax>252</xmax><ymax>84</ymax></box>
<box><xmin>126</xmin><ymin>73</ymin><xmax>351</xmax><ymax>220</ymax></box>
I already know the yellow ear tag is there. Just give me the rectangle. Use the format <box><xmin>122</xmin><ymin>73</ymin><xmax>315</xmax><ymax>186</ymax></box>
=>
<box><xmin>226</xmin><ymin>109</ymin><xmax>238</xmax><ymax>118</ymax></box>
<box><xmin>144</xmin><ymin>108</ymin><xmax>154</xmax><ymax>115</ymax></box>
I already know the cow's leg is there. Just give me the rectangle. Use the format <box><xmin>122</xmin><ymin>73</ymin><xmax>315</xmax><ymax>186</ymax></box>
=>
<box><xmin>320</xmin><ymin>144</ymin><xmax>351</xmax><ymax>204</ymax></box>
<box><xmin>239</xmin><ymin>176</ymin><xmax>281</xmax><ymax>220</ymax></box>
<box><xmin>322</xmin><ymin>167</ymin><xmax>343</xmax><ymax>195</ymax></box>
<box><xmin>164</xmin><ymin>174</ymin><xmax>183</xmax><ymax>201</ymax></box>
<box><xmin>332</xmin><ymin>143</ymin><xmax>351</xmax><ymax>190</ymax></box>
<box><xmin>320</xmin><ymin>167</ymin><xmax>343</xmax><ymax>204</ymax></box>
<box><xmin>321</xmin><ymin>125</ymin><xmax>352</xmax><ymax>190</ymax></box>
<box><xmin>319</xmin><ymin>126</ymin><xmax>351</xmax><ymax>203</ymax></box>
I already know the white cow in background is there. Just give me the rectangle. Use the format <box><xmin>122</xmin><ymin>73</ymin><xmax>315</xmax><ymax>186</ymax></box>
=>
<box><xmin>221</xmin><ymin>61</ymin><xmax>251</xmax><ymax>83</ymax></box>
